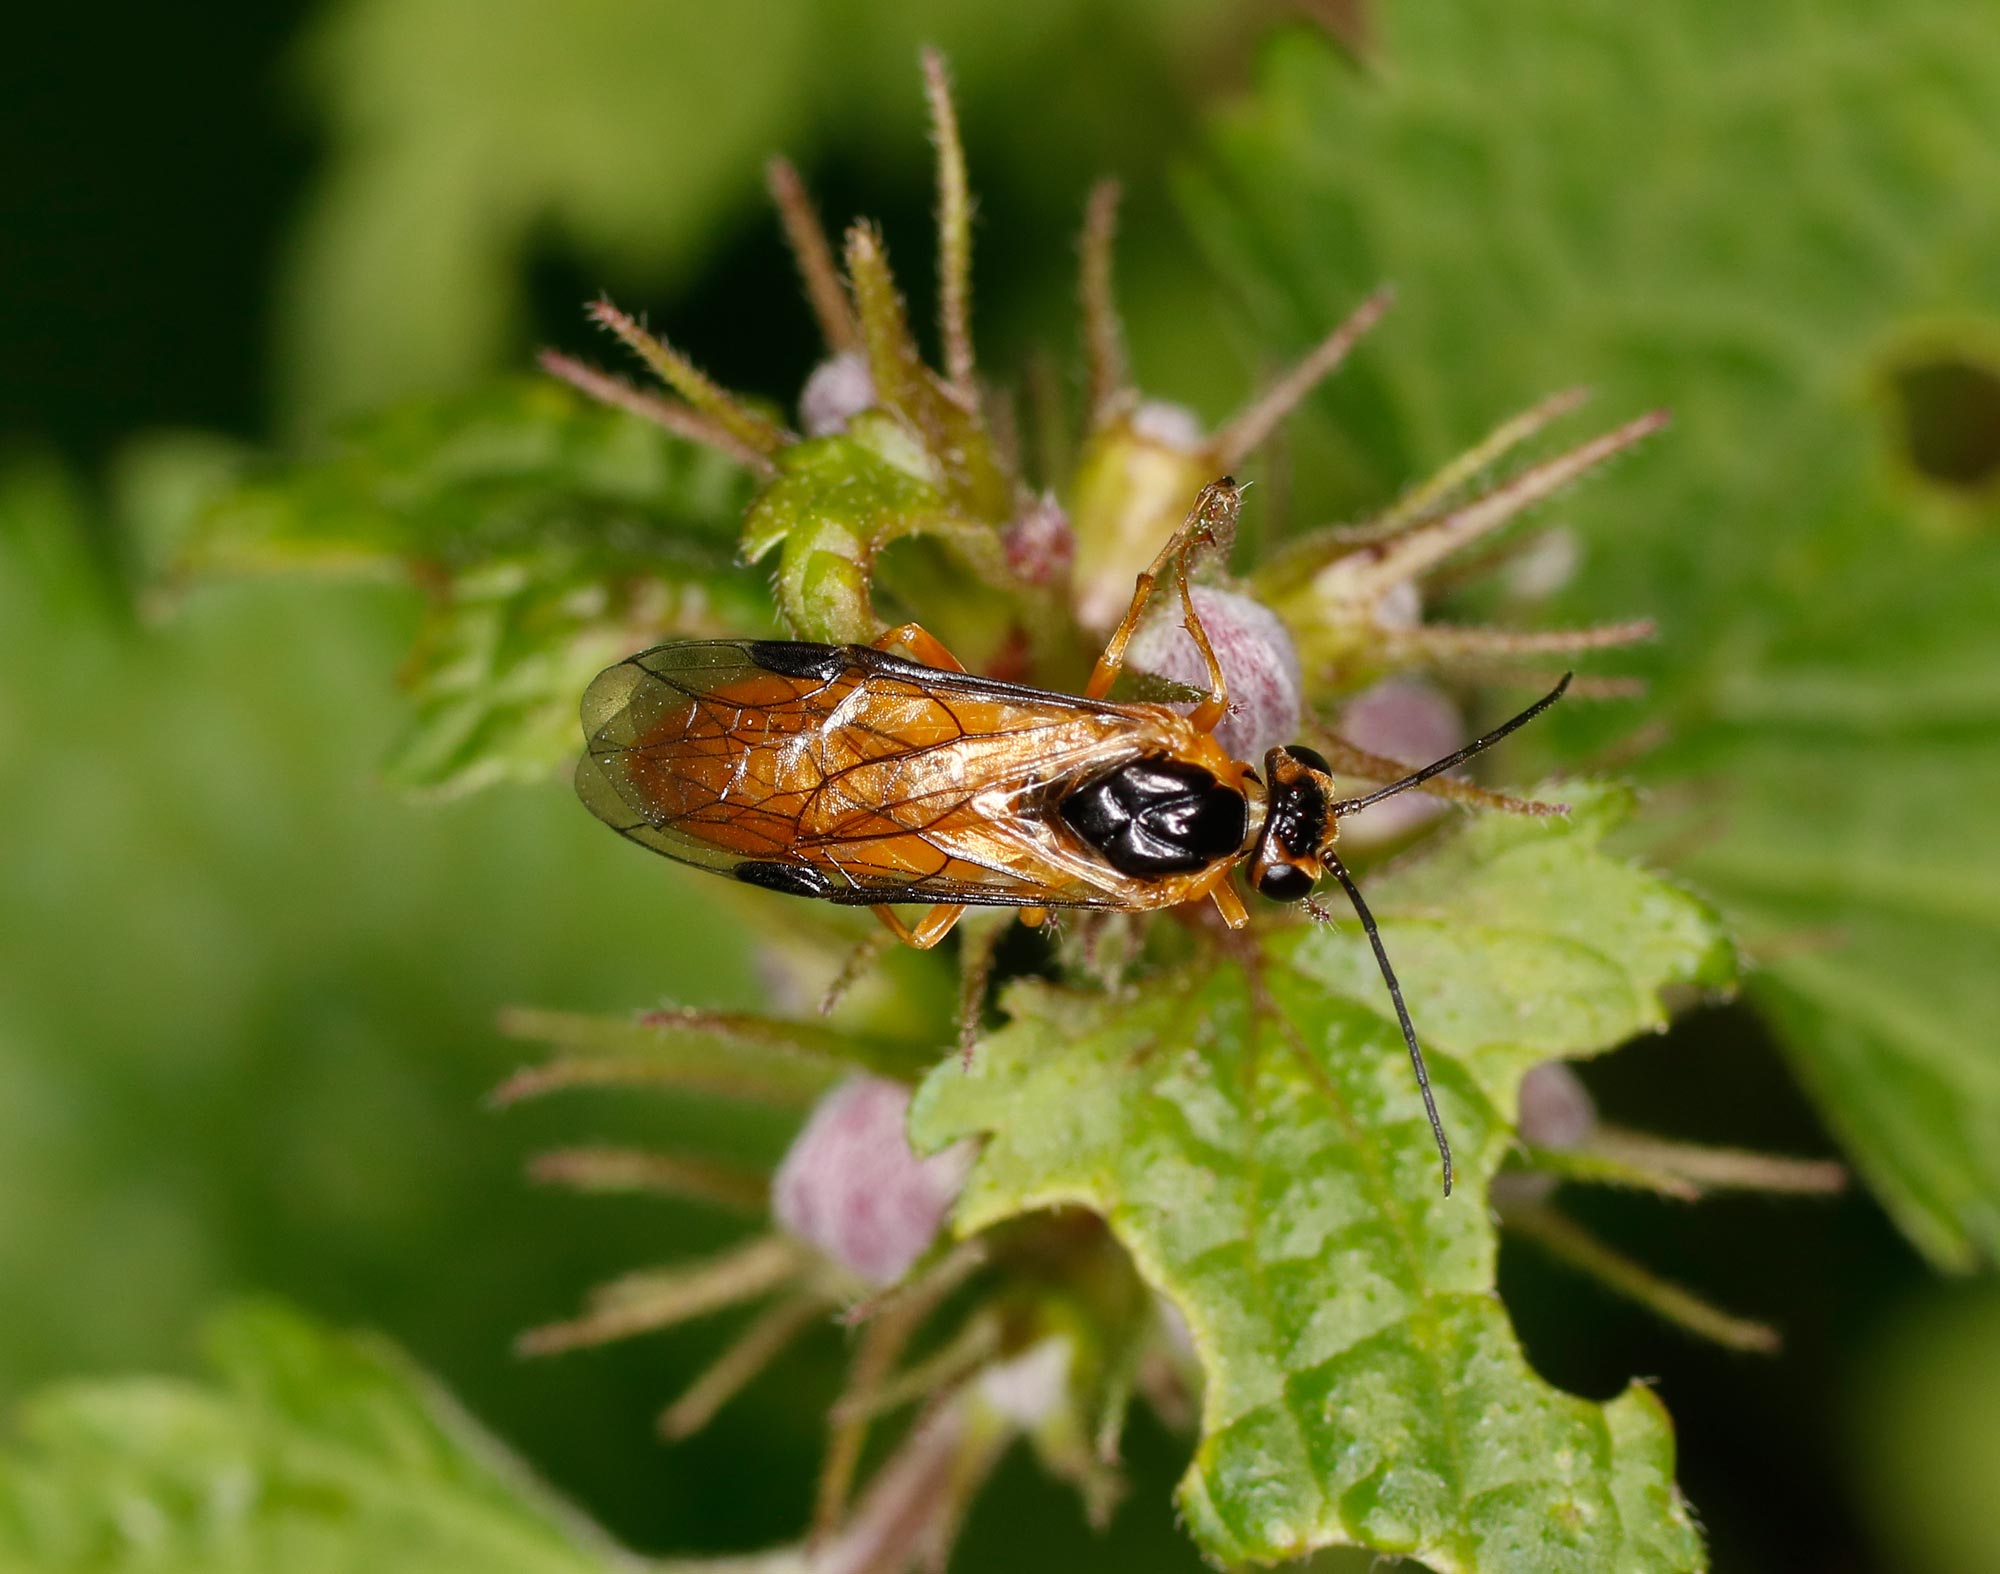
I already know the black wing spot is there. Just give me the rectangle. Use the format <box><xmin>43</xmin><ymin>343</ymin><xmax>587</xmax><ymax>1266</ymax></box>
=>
<box><xmin>746</xmin><ymin>641</ymin><xmax>850</xmax><ymax>681</ymax></box>
<box><xmin>734</xmin><ymin>860</ymin><xmax>838</xmax><ymax>898</ymax></box>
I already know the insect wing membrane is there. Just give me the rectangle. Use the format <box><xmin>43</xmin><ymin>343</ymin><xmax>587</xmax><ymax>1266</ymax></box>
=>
<box><xmin>577</xmin><ymin>640</ymin><xmax>1171</xmax><ymax>908</ymax></box>
<box><xmin>576</xmin><ymin>642</ymin><xmax>823</xmax><ymax>880</ymax></box>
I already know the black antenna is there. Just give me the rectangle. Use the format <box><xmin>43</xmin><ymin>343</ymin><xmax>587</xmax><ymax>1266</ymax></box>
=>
<box><xmin>1330</xmin><ymin>673</ymin><xmax>1572</xmax><ymax>817</ymax></box>
<box><xmin>1311</xmin><ymin>862</ymin><xmax>1453</xmax><ymax>1196</ymax></box>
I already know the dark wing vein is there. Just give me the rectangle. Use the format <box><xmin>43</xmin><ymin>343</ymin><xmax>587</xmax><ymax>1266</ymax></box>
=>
<box><xmin>579</xmin><ymin>640</ymin><xmax>1140</xmax><ymax>906</ymax></box>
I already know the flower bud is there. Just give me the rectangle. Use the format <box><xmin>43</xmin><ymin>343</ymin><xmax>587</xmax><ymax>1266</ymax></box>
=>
<box><xmin>1127</xmin><ymin>586</ymin><xmax>1302</xmax><ymax>762</ymax></box>
<box><xmin>1515</xmin><ymin>1060</ymin><xmax>1597</xmax><ymax>1151</ymax></box>
<box><xmin>772</xmin><ymin>1075</ymin><xmax>973</xmax><ymax>1285</ymax></box>
<box><xmin>1335</xmin><ymin>678</ymin><xmax>1463</xmax><ymax>848</ymax></box>
<box><xmin>1490</xmin><ymin>1060</ymin><xmax>1598</xmax><ymax>1209</ymax></box>
<box><xmin>1374</xmin><ymin>579</ymin><xmax>1423</xmax><ymax>631</ymax></box>
<box><xmin>1127</xmin><ymin>400</ymin><xmax>1205</xmax><ymax>452</ymax></box>
<box><xmin>974</xmin><ymin>1337</ymin><xmax>1073</xmax><ymax>1427</ymax></box>
<box><xmin>799</xmin><ymin>350</ymin><xmax>876</xmax><ymax>438</ymax></box>
<box><xmin>1004</xmin><ymin>493</ymin><xmax>1075</xmax><ymax>586</ymax></box>
<box><xmin>1503</xmin><ymin>526</ymin><xmax>1580</xmax><ymax>601</ymax></box>
<box><xmin>1067</xmin><ymin>412</ymin><xmax>1216</xmax><ymax>631</ymax></box>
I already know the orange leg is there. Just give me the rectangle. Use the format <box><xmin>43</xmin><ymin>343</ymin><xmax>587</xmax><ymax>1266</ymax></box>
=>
<box><xmin>1084</xmin><ymin>478</ymin><xmax>1239</xmax><ymax>734</ymax></box>
<box><xmin>1209</xmin><ymin>881</ymin><xmax>1249</xmax><ymax>929</ymax></box>
<box><xmin>870</xmin><ymin>903</ymin><xmax>968</xmax><ymax>950</ymax></box>
<box><xmin>873</xmin><ymin>622</ymin><xmax>967</xmax><ymax>673</ymax></box>
<box><xmin>1178</xmin><ymin>861</ymin><xmax>1249</xmax><ymax>929</ymax></box>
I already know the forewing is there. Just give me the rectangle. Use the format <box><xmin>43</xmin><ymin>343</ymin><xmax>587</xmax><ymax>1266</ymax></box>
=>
<box><xmin>577</xmin><ymin>641</ymin><xmax>848</xmax><ymax>880</ymax></box>
<box><xmin>578</xmin><ymin>640</ymin><xmax>1168</xmax><ymax>908</ymax></box>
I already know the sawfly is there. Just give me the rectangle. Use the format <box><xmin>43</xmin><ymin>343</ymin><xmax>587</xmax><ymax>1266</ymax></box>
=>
<box><xmin>578</xmin><ymin>480</ymin><xmax>1568</xmax><ymax>1194</ymax></box>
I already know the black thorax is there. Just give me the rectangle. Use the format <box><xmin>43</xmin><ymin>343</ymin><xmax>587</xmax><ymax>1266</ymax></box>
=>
<box><xmin>1060</xmin><ymin>758</ymin><xmax>1248</xmax><ymax>877</ymax></box>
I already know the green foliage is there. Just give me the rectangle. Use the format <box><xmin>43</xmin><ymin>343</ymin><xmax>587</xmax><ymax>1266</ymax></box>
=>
<box><xmin>149</xmin><ymin>23</ymin><xmax>1772</xmax><ymax>1560</ymax></box>
<box><xmin>496</xmin><ymin>1003</ymin><xmax>936</xmax><ymax>1102</ymax></box>
<box><xmin>1687</xmin><ymin>558</ymin><xmax>2000</xmax><ymax>1270</ymax></box>
<box><xmin>0</xmin><ymin>450</ymin><xmax>807</xmax><ymax>1550</ymax></box>
<box><xmin>914</xmin><ymin>786</ymin><xmax>1730</xmax><ymax>1570</ymax></box>
<box><xmin>0</xmin><ymin>1304</ymin><xmax>619</xmax><ymax>1574</ymax></box>
<box><xmin>281</xmin><ymin>0</ymin><xmax>1237</xmax><ymax>430</ymax></box>
<box><xmin>1184</xmin><ymin>4</ymin><xmax>2000</xmax><ymax>1267</ymax></box>
<box><xmin>32</xmin><ymin>5</ymin><xmax>1972</xmax><ymax>1563</ymax></box>
<box><xmin>1853</xmin><ymin>1285</ymin><xmax>2000</xmax><ymax>1574</ymax></box>
<box><xmin>189</xmin><ymin>381</ymin><xmax>767</xmax><ymax>793</ymax></box>
<box><xmin>742</xmin><ymin>425</ymin><xmax>1019</xmax><ymax>644</ymax></box>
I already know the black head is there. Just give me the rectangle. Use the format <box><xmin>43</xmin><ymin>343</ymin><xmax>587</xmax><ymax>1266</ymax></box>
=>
<box><xmin>1248</xmin><ymin>744</ymin><xmax>1335</xmax><ymax>902</ymax></box>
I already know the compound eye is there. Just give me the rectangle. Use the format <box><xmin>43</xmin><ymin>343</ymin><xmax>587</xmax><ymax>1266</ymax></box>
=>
<box><xmin>1285</xmin><ymin>744</ymin><xmax>1332</xmax><ymax>775</ymax></box>
<box><xmin>1256</xmin><ymin>863</ymin><xmax>1315</xmax><ymax>903</ymax></box>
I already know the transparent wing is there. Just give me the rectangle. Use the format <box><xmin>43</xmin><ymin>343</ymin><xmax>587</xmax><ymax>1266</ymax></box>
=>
<box><xmin>577</xmin><ymin>640</ymin><xmax>1159</xmax><ymax>908</ymax></box>
<box><xmin>577</xmin><ymin>641</ymin><xmax>845</xmax><ymax>880</ymax></box>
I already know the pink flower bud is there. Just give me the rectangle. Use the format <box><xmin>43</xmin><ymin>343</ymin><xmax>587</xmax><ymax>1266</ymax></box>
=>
<box><xmin>1127</xmin><ymin>400</ymin><xmax>1206</xmax><ymax>452</ymax></box>
<box><xmin>1490</xmin><ymin>1060</ymin><xmax>1598</xmax><ymax>1210</ymax></box>
<box><xmin>1335</xmin><ymin>678</ymin><xmax>1463</xmax><ymax>848</ymax></box>
<box><xmin>773</xmin><ymin>1076</ymin><xmax>973</xmax><ymax>1285</ymax></box>
<box><xmin>799</xmin><ymin>350</ymin><xmax>876</xmax><ymax>438</ymax></box>
<box><xmin>1004</xmin><ymin>493</ymin><xmax>1075</xmax><ymax>586</ymax></box>
<box><xmin>1374</xmin><ymin>579</ymin><xmax>1423</xmax><ymax>630</ymax></box>
<box><xmin>1515</xmin><ymin>1060</ymin><xmax>1597</xmax><ymax>1151</ymax></box>
<box><xmin>1127</xmin><ymin>586</ymin><xmax>1303</xmax><ymax>762</ymax></box>
<box><xmin>1502</xmin><ymin>527</ymin><xmax>1580</xmax><ymax>602</ymax></box>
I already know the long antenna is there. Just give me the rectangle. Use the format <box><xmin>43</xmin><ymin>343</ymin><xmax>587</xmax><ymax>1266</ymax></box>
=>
<box><xmin>1312</xmin><ymin>860</ymin><xmax>1453</xmax><ymax>1196</ymax></box>
<box><xmin>1331</xmin><ymin>673</ymin><xmax>1572</xmax><ymax>816</ymax></box>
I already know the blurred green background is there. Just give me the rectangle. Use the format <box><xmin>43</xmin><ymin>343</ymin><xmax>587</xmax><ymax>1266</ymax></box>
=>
<box><xmin>4</xmin><ymin>4</ymin><xmax>1999</xmax><ymax>1571</ymax></box>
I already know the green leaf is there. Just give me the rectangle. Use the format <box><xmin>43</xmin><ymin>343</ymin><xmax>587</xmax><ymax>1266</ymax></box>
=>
<box><xmin>1184</xmin><ymin>7</ymin><xmax>2000</xmax><ymax>1266</ymax></box>
<box><xmin>191</xmin><ymin>380</ymin><xmax>770</xmax><ymax>794</ymax></box>
<box><xmin>0</xmin><ymin>1303</ymin><xmax>621</xmax><ymax>1573</ymax></box>
<box><xmin>1674</xmin><ymin>551</ymin><xmax>2000</xmax><ymax>1264</ymax></box>
<box><xmin>191</xmin><ymin>378</ymin><xmax>749</xmax><ymax>572</ymax></box>
<box><xmin>912</xmin><ymin>784</ymin><xmax>1727</xmax><ymax>1570</ymax></box>
<box><xmin>741</xmin><ymin>423</ymin><xmax>1016</xmax><ymax>643</ymax></box>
